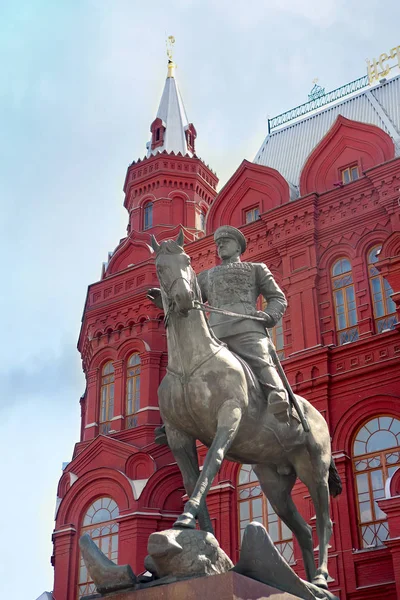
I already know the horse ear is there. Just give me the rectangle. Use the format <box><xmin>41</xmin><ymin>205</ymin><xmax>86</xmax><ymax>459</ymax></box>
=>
<box><xmin>176</xmin><ymin>229</ymin><xmax>184</xmax><ymax>247</ymax></box>
<box><xmin>150</xmin><ymin>235</ymin><xmax>160</xmax><ymax>253</ymax></box>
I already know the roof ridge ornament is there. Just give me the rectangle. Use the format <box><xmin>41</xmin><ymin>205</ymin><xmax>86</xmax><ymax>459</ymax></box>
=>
<box><xmin>308</xmin><ymin>78</ymin><xmax>325</xmax><ymax>101</ymax></box>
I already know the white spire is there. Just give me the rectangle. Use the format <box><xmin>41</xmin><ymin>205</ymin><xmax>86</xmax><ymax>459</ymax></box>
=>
<box><xmin>147</xmin><ymin>61</ymin><xmax>193</xmax><ymax>157</ymax></box>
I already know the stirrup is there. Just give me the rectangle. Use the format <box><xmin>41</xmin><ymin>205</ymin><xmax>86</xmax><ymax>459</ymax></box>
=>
<box><xmin>267</xmin><ymin>398</ymin><xmax>290</xmax><ymax>415</ymax></box>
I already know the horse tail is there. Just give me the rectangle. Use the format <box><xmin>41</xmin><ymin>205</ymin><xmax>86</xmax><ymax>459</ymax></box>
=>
<box><xmin>328</xmin><ymin>457</ymin><xmax>342</xmax><ymax>497</ymax></box>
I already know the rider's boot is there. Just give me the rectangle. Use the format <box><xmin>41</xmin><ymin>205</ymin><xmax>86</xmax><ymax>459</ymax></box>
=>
<box><xmin>261</xmin><ymin>385</ymin><xmax>290</xmax><ymax>421</ymax></box>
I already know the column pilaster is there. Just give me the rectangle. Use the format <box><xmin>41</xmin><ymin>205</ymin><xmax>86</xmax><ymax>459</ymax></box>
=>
<box><xmin>52</xmin><ymin>525</ymin><xmax>77</xmax><ymax>600</ymax></box>
<box><xmin>83</xmin><ymin>368</ymin><xmax>99</xmax><ymax>441</ymax></box>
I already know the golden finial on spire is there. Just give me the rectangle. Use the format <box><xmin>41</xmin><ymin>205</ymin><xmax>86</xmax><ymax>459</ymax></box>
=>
<box><xmin>166</xmin><ymin>35</ymin><xmax>176</xmax><ymax>78</ymax></box>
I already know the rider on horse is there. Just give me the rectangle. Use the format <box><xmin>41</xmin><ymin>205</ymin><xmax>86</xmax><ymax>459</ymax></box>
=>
<box><xmin>149</xmin><ymin>225</ymin><xmax>289</xmax><ymax>420</ymax></box>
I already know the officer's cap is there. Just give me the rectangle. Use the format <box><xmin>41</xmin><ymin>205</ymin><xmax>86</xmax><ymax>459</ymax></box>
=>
<box><xmin>214</xmin><ymin>225</ymin><xmax>246</xmax><ymax>254</ymax></box>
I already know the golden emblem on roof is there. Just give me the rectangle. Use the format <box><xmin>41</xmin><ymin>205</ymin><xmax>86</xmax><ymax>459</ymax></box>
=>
<box><xmin>367</xmin><ymin>44</ymin><xmax>400</xmax><ymax>84</ymax></box>
<box><xmin>166</xmin><ymin>35</ymin><xmax>176</xmax><ymax>78</ymax></box>
<box><xmin>166</xmin><ymin>35</ymin><xmax>175</xmax><ymax>62</ymax></box>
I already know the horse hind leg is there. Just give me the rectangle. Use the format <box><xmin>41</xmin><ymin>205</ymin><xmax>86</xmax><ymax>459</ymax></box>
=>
<box><xmin>165</xmin><ymin>425</ymin><xmax>214</xmax><ymax>534</ymax></box>
<box><xmin>253</xmin><ymin>463</ymin><xmax>316</xmax><ymax>583</ymax></box>
<box><xmin>295</xmin><ymin>453</ymin><xmax>332</xmax><ymax>589</ymax></box>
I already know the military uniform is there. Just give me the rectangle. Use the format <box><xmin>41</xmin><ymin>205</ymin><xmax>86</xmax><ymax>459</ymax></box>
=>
<box><xmin>149</xmin><ymin>225</ymin><xmax>289</xmax><ymax>427</ymax></box>
<box><xmin>198</xmin><ymin>260</ymin><xmax>288</xmax><ymax>415</ymax></box>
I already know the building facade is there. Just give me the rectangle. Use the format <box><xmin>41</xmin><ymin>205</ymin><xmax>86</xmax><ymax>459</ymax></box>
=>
<box><xmin>51</xmin><ymin>63</ymin><xmax>400</xmax><ymax>600</ymax></box>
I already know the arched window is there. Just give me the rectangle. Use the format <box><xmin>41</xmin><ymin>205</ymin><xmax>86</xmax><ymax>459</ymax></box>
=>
<box><xmin>368</xmin><ymin>246</ymin><xmax>397</xmax><ymax>333</ymax></box>
<box><xmin>331</xmin><ymin>258</ymin><xmax>358</xmax><ymax>345</ymax></box>
<box><xmin>78</xmin><ymin>497</ymin><xmax>119</xmax><ymax>598</ymax></box>
<box><xmin>144</xmin><ymin>202</ymin><xmax>153</xmax><ymax>230</ymax></box>
<box><xmin>99</xmin><ymin>362</ymin><xmax>114</xmax><ymax>434</ymax></box>
<box><xmin>238</xmin><ymin>465</ymin><xmax>294</xmax><ymax>564</ymax></box>
<box><xmin>353</xmin><ymin>416</ymin><xmax>400</xmax><ymax>548</ymax></box>
<box><xmin>126</xmin><ymin>353</ymin><xmax>141</xmax><ymax>429</ymax></box>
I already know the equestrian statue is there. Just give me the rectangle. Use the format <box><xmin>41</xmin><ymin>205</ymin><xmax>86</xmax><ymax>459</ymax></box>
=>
<box><xmin>147</xmin><ymin>226</ymin><xmax>342</xmax><ymax>591</ymax></box>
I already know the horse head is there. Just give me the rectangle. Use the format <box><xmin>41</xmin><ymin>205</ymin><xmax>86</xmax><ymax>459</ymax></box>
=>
<box><xmin>151</xmin><ymin>230</ymin><xmax>196</xmax><ymax>317</ymax></box>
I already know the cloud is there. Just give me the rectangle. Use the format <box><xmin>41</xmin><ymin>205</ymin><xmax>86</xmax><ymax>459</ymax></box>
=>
<box><xmin>0</xmin><ymin>342</ymin><xmax>84</xmax><ymax>416</ymax></box>
<box><xmin>207</xmin><ymin>0</ymin><xmax>345</xmax><ymax>29</ymax></box>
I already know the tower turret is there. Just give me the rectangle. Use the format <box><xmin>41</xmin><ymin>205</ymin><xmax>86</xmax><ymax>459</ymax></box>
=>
<box><xmin>122</xmin><ymin>51</ymin><xmax>218</xmax><ymax>242</ymax></box>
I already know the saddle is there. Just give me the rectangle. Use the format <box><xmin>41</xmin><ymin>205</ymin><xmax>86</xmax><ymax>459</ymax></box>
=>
<box><xmin>230</xmin><ymin>350</ymin><xmax>261</xmax><ymax>398</ymax></box>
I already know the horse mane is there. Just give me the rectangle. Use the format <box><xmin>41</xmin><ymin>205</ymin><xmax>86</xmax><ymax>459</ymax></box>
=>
<box><xmin>157</xmin><ymin>240</ymin><xmax>186</xmax><ymax>255</ymax></box>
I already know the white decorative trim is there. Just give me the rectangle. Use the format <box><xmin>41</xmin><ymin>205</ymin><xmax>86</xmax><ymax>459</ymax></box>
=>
<box><xmin>70</xmin><ymin>472</ymin><xmax>78</xmax><ymax>486</ymax></box>
<box><xmin>117</xmin><ymin>511</ymin><xmax>180</xmax><ymax>520</ymax></box>
<box><xmin>53</xmin><ymin>526</ymin><xmax>76</xmax><ymax>534</ymax></box>
<box><xmin>129</xmin><ymin>478</ymin><xmax>149</xmax><ymax>500</ymax></box>
<box><xmin>85</xmin><ymin>422</ymin><xmax>98</xmax><ymax>429</ymax></box>
<box><xmin>385</xmin><ymin>467</ymin><xmax>400</xmax><ymax>498</ymax></box>
<box><xmin>111</xmin><ymin>415</ymin><xmax>123</xmax><ymax>421</ymax></box>
<box><xmin>136</xmin><ymin>406</ymin><xmax>160</xmax><ymax>413</ymax></box>
<box><xmin>209</xmin><ymin>482</ymin><xmax>235</xmax><ymax>492</ymax></box>
<box><xmin>54</xmin><ymin>497</ymin><xmax>61</xmax><ymax>520</ymax></box>
<box><xmin>332</xmin><ymin>451</ymin><xmax>348</xmax><ymax>460</ymax></box>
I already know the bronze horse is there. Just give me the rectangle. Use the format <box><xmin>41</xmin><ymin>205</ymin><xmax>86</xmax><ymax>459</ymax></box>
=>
<box><xmin>150</xmin><ymin>232</ymin><xmax>341</xmax><ymax>590</ymax></box>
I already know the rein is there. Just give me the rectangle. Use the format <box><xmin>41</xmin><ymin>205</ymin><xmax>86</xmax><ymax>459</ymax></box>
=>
<box><xmin>193</xmin><ymin>301</ymin><xmax>267</xmax><ymax>322</ymax></box>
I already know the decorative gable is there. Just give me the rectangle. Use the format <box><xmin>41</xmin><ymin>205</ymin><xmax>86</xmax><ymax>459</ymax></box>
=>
<box><xmin>300</xmin><ymin>116</ymin><xmax>395</xmax><ymax>195</ymax></box>
<box><xmin>206</xmin><ymin>160</ymin><xmax>290</xmax><ymax>231</ymax></box>
<box><xmin>105</xmin><ymin>237</ymin><xmax>153</xmax><ymax>276</ymax></box>
<box><xmin>68</xmin><ymin>435</ymin><xmax>140</xmax><ymax>478</ymax></box>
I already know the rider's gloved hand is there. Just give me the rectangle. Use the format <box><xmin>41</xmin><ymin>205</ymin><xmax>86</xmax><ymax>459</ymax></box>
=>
<box><xmin>252</xmin><ymin>310</ymin><xmax>274</xmax><ymax>328</ymax></box>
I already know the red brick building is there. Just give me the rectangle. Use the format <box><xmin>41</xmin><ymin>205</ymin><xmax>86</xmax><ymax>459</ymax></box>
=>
<box><xmin>50</xmin><ymin>61</ymin><xmax>400</xmax><ymax>600</ymax></box>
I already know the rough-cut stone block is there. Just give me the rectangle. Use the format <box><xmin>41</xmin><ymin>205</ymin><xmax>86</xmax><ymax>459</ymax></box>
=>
<box><xmin>145</xmin><ymin>527</ymin><xmax>233</xmax><ymax>580</ymax></box>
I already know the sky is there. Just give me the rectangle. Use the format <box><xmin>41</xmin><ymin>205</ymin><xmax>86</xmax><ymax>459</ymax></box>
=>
<box><xmin>1</xmin><ymin>1</ymin><xmax>399</xmax><ymax>598</ymax></box>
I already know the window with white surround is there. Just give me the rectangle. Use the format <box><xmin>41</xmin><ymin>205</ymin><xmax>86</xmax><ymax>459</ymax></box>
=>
<box><xmin>99</xmin><ymin>362</ymin><xmax>114</xmax><ymax>434</ymax></box>
<box><xmin>331</xmin><ymin>258</ymin><xmax>359</xmax><ymax>344</ymax></box>
<box><xmin>78</xmin><ymin>497</ymin><xmax>119</xmax><ymax>598</ymax></box>
<box><xmin>368</xmin><ymin>246</ymin><xmax>397</xmax><ymax>333</ymax></box>
<box><xmin>353</xmin><ymin>416</ymin><xmax>400</xmax><ymax>548</ymax></box>
<box><xmin>144</xmin><ymin>202</ymin><xmax>153</xmax><ymax>230</ymax></box>
<box><xmin>238</xmin><ymin>465</ymin><xmax>294</xmax><ymax>564</ymax></box>
<box><xmin>126</xmin><ymin>353</ymin><xmax>141</xmax><ymax>429</ymax></box>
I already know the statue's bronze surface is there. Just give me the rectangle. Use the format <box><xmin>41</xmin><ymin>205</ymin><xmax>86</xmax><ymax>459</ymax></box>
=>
<box><xmin>148</xmin><ymin>229</ymin><xmax>342</xmax><ymax>591</ymax></box>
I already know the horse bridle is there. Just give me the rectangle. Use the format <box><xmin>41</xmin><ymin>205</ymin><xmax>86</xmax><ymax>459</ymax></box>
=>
<box><xmin>159</xmin><ymin>275</ymin><xmax>193</xmax><ymax>298</ymax></box>
<box><xmin>156</xmin><ymin>262</ymin><xmax>197</xmax><ymax>329</ymax></box>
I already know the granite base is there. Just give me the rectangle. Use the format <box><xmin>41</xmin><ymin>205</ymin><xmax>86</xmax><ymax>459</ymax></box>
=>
<box><xmin>84</xmin><ymin>571</ymin><xmax>304</xmax><ymax>599</ymax></box>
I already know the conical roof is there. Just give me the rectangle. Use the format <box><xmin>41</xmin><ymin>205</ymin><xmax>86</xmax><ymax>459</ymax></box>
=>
<box><xmin>147</xmin><ymin>61</ymin><xmax>192</xmax><ymax>157</ymax></box>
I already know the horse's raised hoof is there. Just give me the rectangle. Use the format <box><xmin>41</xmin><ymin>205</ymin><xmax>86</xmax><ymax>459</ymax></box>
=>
<box><xmin>173</xmin><ymin>512</ymin><xmax>196</xmax><ymax>529</ymax></box>
<box><xmin>312</xmin><ymin>573</ymin><xmax>328</xmax><ymax>589</ymax></box>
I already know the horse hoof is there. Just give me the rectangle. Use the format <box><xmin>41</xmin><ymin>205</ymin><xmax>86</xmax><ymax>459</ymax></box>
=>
<box><xmin>173</xmin><ymin>513</ymin><xmax>196</xmax><ymax>529</ymax></box>
<box><xmin>312</xmin><ymin>574</ymin><xmax>328</xmax><ymax>589</ymax></box>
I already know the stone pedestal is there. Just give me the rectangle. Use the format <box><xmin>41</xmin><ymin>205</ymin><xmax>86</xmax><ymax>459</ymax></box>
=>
<box><xmin>84</xmin><ymin>572</ymin><xmax>301</xmax><ymax>599</ymax></box>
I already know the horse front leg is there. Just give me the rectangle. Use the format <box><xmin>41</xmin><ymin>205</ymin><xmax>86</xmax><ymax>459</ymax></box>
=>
<box><xmin>308</xmin><ymin>478</ymin><xmax>332</xmax><ymax>589</ymax></box>
<box><xmin>165</xmin><ymin>425</ymin><xmax>214</xmax><ymax>533</ymax></box>
<box><xmin>174</xmin><ymin>400</ymin><xmax>242</xmax><ymax>529</ymax></box>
